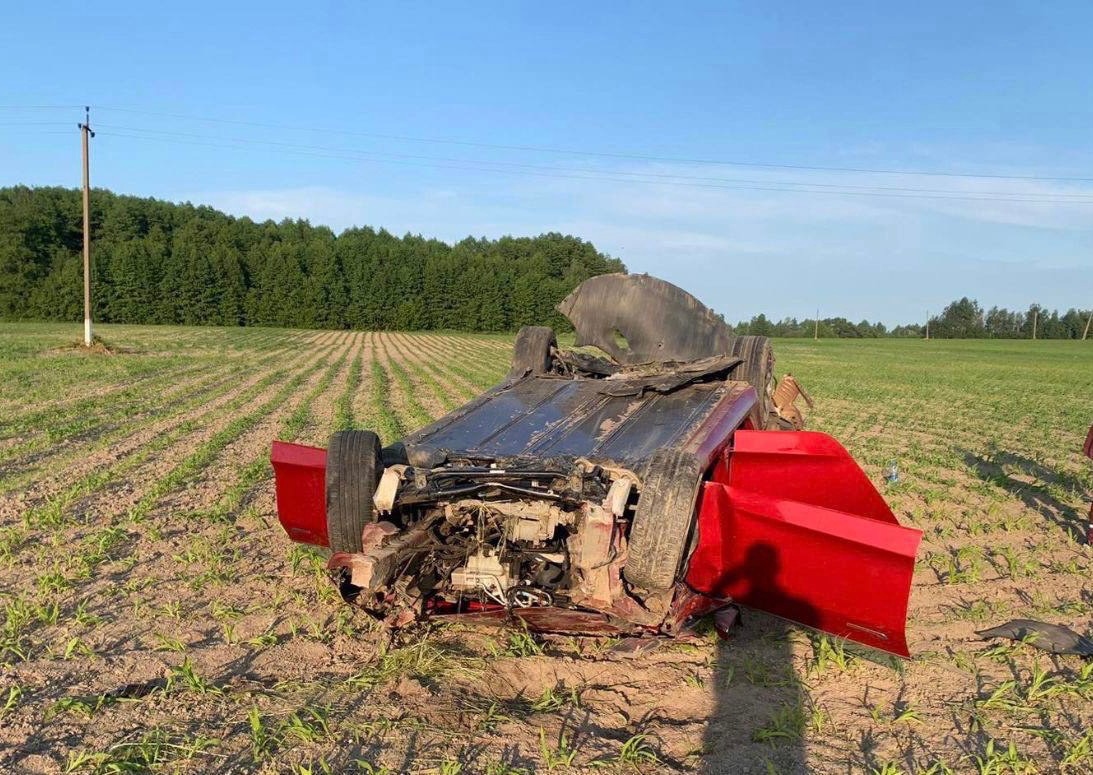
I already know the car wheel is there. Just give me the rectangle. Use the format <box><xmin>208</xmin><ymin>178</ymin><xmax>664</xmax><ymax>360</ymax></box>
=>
<box><xmin>508</xmin><ymin>325</ymin><xmax>557</xmax><ymax>379</ymax></box>
<box><xmin>624</xmin><ymin>450</ymin><xmax>705</xmax><ymax>591</ymax></box>
<box><xmin>730</xmin><ymin>335</ymin><xmax>780</xmax><ymax>430</ymax></box>
<box><xmin>325</xmin><ymin>430</ymin><xmax>384</xmax><ymax>553</ymax></box>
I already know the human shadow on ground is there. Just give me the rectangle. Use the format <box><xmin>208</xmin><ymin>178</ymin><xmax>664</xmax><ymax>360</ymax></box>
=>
<box><xmin>701</xmin><ymin>544</ymin><xmax>814</xmax><ymax>774</ymax></box>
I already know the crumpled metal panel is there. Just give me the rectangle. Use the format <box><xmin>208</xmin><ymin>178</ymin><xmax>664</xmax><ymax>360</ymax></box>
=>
<box><xmin>557</xmin><ymin>273</ymin><xmax>736</xmax><ymax>364</ymax></box>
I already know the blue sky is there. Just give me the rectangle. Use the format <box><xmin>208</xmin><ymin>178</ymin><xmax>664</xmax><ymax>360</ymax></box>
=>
<box><xmin>2</xmin><ymin>1</ymin><xmax>1091</xmax><ymax>325</ymax></box>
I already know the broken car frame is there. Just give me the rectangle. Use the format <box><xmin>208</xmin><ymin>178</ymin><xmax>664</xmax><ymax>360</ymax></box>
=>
<box><xmin>272</xmin><ymin>274</ymin><xmax>922</xmax><ymax>656</ymax></box>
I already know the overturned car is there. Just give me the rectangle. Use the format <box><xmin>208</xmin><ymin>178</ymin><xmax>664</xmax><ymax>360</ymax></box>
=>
<box><xmin>271</xmin><ymin>274</ymin><xmax>921</xmax><ymax>656</ymax></box>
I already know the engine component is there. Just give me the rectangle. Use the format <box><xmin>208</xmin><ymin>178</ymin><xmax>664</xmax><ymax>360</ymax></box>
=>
<box><xmin>373</xmin><ymin>465</ymin><xmax>407</xmax><ymax>514</ymax></box>
<box><xmin>603</xmin><ymin>477</ymin><xmax>635</xmax><ymax>516</ymax></box>
<box><xmin>451</xmin><ymin>549</ymin><xmax>516</xmax><ymax>600</ymax></box>
<box><xmin>508</xmin><ymin>511</ymin><xmax>564</xmax><ymax>543</ymax></box>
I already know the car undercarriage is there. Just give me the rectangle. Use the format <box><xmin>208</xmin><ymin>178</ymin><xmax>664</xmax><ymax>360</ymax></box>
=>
<box><xmin>271</xmin><ymin>274</ymin><xmax>921</xmax><ymax>655</ymax></box>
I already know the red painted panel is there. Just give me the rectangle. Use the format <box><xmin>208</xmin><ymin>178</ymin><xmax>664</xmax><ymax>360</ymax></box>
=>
<box><xmin>686</xmin><ymin>431</ymin><xmax>921</xmax><ymax>657</ymax></box>
<box><xmin>725</xmin><ymin>430</ymin><xmax>900</xmax><ymax>525</ymax></box>
<box><xmin>270</xmin><ymin>441</ymin><xmax>328</xmax><ymax>547</ymax></box>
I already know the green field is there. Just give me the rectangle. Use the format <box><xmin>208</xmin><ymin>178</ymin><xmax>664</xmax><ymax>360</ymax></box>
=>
<box><xmin>0</xmin><ymin>323</ymin><xmax>1090</xmax><ymax>774</ymax></box>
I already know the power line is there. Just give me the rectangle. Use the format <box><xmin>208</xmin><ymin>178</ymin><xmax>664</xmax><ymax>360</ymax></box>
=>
<box><xmin>94</xmin><ymin>122</ymin><xmax>1093</xmax><ymax>199</ymax></box>
<box><xmin>94</xmin><ymin>104</ymin><xmax>1093</xmax><ymax>184</ymax></box>
<box><xmin>0</xmin><ymin>121</ymin><xmax>74</xmax><ymax>127</ymax></box>
<box><xmin>7</xmin><ymin>102</ymin><xmax>1093</xmax><ymax>184</ymax></box>
<box><xmin>95</xmin><ymin>126</ymin><xmax>1093</xmax><ymax>205</ymax></box>
<box><xmin>0</xmin><ymin>104</ymin><xmax>85</xmax><ymax>110</ymax></box>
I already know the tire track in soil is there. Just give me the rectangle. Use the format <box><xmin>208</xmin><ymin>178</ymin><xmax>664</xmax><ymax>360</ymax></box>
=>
<box><xmin>0</xmin><ymin>335</ymin><xmax>339</xmax><ymax>525</ymax></box>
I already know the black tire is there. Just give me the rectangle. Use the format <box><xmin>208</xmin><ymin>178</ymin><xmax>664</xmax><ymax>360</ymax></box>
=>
<box><xmin>624</xmin><ymin>450</ymin><xmax>705</xmax><ymax>591</ymax></box>
<box><xmin>730</xmin><ymin>335</ymin><xmax>778</xmax><ymax>430</ymax></box>
<box><xmin>508</xmin><ymin>326</ymin><xmax>557</xmax><ymax>379</ymax></box>
<box><xmin>325</xmin><ymin>430</ymin><xmax>383</xmax><ymax>554</ymax></box>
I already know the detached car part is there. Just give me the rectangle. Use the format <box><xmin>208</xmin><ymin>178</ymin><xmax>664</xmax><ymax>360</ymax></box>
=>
<box><xmin>271</xmin><ymin>274</ymin><xmax>922</xmax><ymax>657</ymax></box>
<box><xmin>978</xmin><ymin>619</ymin><xmax>1093</xmax><ymax>658</ymax></box>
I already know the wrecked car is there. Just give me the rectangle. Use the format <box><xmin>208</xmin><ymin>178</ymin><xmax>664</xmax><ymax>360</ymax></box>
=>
<box><xmin>271</xmin><ymin>274</ymin><xmax>922</xmax><ymax>656</ymax></box>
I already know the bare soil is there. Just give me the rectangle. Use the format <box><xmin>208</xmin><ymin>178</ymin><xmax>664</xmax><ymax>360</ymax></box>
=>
<box><xmin>0</xmin><ymin>329</ymin><xmax>1090</xmax><ymax>774</ymax></box>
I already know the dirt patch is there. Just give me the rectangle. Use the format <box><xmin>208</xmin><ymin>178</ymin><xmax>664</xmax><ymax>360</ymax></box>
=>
<box><xmin>1</xmin><ymin>331</ymin><xmax>1090</xmax><ymax>774</ymax></box>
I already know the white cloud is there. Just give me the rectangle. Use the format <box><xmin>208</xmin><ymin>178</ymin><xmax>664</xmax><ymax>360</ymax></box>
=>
<box><xmin>191</xmin><ymin>158</ymin><xmax>1093</xmax><ymax>325</ymax></box>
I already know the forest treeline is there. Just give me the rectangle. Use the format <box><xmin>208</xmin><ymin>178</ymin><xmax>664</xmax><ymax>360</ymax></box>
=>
<box><xmin>0</xmin><ymin>186</ymin><xmax>623</xmax><ymax>331</ymax></box>
<box><xmin>2</xmin><ymin>186</ymin><xmax>1088</xmax><ymax>338</ymax></box>
<box><xmin>736</xmin><ymin>296</ymin><xmax>1091</xmax><ymax>339</ymax></box>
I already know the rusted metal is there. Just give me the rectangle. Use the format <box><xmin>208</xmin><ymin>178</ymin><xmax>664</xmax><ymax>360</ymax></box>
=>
<box><xmin>771</xmin><ymin>373</ymin><xmax>813</xmax><ymax>429</ymax></box>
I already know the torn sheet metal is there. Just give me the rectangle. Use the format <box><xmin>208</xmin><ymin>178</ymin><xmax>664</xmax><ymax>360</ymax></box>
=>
<box><xmin>772</xmin><ymin>374</ymin><xmax>814</xmax><ymax>430</ymax></box>
<box><xmin>978</xmin><ymin>619</ymin><xmax>1093</xmax><ymax>657</ymax></box>
<box><xmin>557</xmin><ymin>273</ymin><xmax>736</xmax><ymax>364</ymax></box>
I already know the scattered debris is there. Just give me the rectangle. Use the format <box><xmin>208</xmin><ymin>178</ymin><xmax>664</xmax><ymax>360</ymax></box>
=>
<box><xmin>977</xmin><ymin>619</ymin><xmax>1093</xmax><ymax>657</ymax></box>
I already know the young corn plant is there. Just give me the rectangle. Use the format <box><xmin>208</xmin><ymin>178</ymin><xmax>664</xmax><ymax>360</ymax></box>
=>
<box><xmin>538</xmin><ymin>728</ymin><xmax>578</xmax><ymax>771</ymax></box>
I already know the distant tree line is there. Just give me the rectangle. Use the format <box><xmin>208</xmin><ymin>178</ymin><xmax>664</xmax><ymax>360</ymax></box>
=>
<box><xmin>923</xmin><ymin>297</ymin><xmax>1090</xmax><ymax>340</ymax></box>
<box><xmin>3</xmin><ymin>186</ymin><xmax>1087</xmax><ymax>338</ymax></box>
<box><xmin>736</xmin><ymin>298</ymin><xmax>1091</xmax><ymax>340</ymax></box>
<box><xmin>0</xmin><ymin>186</ymin><xmax>624</xmax><ymax>331</ymax></box>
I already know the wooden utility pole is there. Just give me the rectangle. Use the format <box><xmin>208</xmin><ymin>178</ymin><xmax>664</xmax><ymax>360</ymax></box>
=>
<box><xmin>1032</xmin><ymin>309</ymin><xmax>1038</xmax><ymax>341</ymax></box>
<box><xmin>79</xmin><ymin>106</ymin><xmax>94</xmax><ymax>347</ymax></box>
<box><xmin>1083</xmin><ymin>310</ymin><xmax>1092</xmax><ymax>340</ymax></box>
<box><xmin>813</xmin><ymin>309</ymin><xmax>819</xmax><ymax>340</ymax></box>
